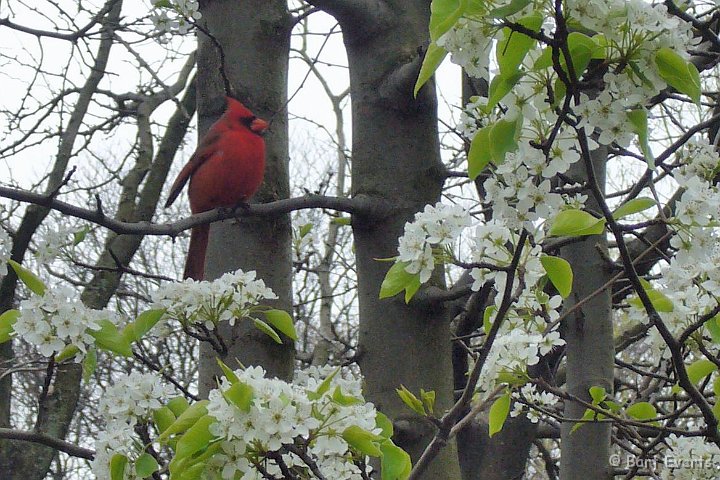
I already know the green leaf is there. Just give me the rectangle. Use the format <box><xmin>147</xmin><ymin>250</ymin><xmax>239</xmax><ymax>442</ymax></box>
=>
<box><xmin>72</xmin><ymin>226</ymin><xmax>90</xmax><ymax>245</ymax></box>
<box><xmin>540</xmin><ymin>255</ymin><xmax>573</xmax><ymax>298</ymax></box>
<box><xmin>628</xmin><ymin>279</ymin><xmax>674</xmax><ymax>313</ymax></box>
<box><xmin>626</xmin><ymin>402</ymin><xmax>657</xmax><ymax>421</ymax></box>
<box><xmin>548</xmin><ymin>209</ymin><xmax>605</xmax><ymax>237</ymax></box>
<box><xmin>157</xmin><ymin>400</ymin><xmax>209</xmax><ymax>443</ymax></box>
<box><xmin>299</xmin><ymin>223</ymin><xmax>313</xmax><ymax>238</ymax></box>
<box><xmin>223</xmin><ymin>382</ymin><xmax>254</xmax><ymax>412</ymax></box>
<box><xmin>380</xmin><ymin>440</ymin><xmax>412</xmax><ymax>480</ymax></box>
<box><xmin>686</xmin><ymin>359</ymin><xmax>717</xmax><ymax>385</ymax></box>
<box><xmin>309</xmin><ymin>366</ymin><xmax>340</xmax><ymax>399</ymax></box>
<box><xmin>571</xmin><ymin>408</ymin><xmax>596</xmax><ymax>433</ymax></box>
<box><xmin>8</xmin><ymin>260</ymin><xmax>45</xmax><ymax>296</ymax></box>
<box><xmin>626</xmin><ymin>108</ymin><xmax>654</xmax><ymax>167</ymax></box>
<box><xmin>0</xmin><ymin>309</ymin><xmax>19</xmax><ymax>344</ymax></box>
<box><xmin>496</xmin><ymin>12</ymin><xmax>543</xmax><ymax>77</ymax></box>
<box><xmin>654</xmin><ymin>47</ymin><xmax>701</xmax><ymax>104</ymax></box>
<box><xmin>589</xmin><ymin>386</ymin><xmax>607</xmax><ymax>404</ymax></box>
<box><xmin>332</xmin><ymin>386</ymin><xmax>362</xmax><ymax>406</ymax></box>
<box><xmin>486</xmin><ymin>72</ymin><xmax>523</xmax><ymax>111</ymax></box>
<box><xmin>253</xmin><ymin>318</ymin><xmax>282</xmax><ymax>344</ymax></box>
<box><xmin>488</xmin><ymin>392</ymin><xmax>511</xmax><ymax>437</ymax></box>
<box><xmin>342</xmin><ymin>425</ymin><xmax>383</xmax><ymax>457</ymax></box>
<box><xmin>488</xmin><ymin>0</ymin><xmax>532</xmax><ymax>18</ymax></box>
<box><xmin>167</xmin><ymin>396</ymin><xmax>191</xmax><ymax>417</ymax></box>
<box><xmin>429</xmin><ymin>0</ymin><xmax>467</xmax><ymax>41</ymax></box>
<box><xmin>130</xmin><ymin>309</ymin><xmax>165</xmax><ymax>342</ymax></box>
<box><xmin>706</xmin><ymin>315</ymin><xmax>720</xmax><ymax>344</ymax></box>
<box><xmin>175</xmin><ymin>415</ymin><xmax>215</xmax><ymax>460</ymax></box>
<box><xmin>135</xmin><ymin>453</ymin><xmax>159</xmax><ymax>478</ymax></box>
<box><xmin>176</xmin><ymin>463</ymin><xmax>206</xmax><ymax>480</ymax></box>
<box><xmin>262</xmin><ymin>309</ymin><xmax>297</xmax><ymax>341</ymax></box>
<box><xmin>420</xmin><ymin>389</ymin><xmax>436</xmax><ymax>415</ymax></box>
<box><xmin>468</xmin><ymin>125</ymin><xmax>492</xmax><ymax>180</ymax></box>
<box><xmin>379</xmin><ymin>261</ymin><xmax>422</xmax><ymax>302</ymax></box>
<box><xmin>152</xmin><ymin>0</ymin><xmax>173</xmax><ymax>7</ymax></box>
<box><xmin>376</xmin><ymin>412</ymin><xmax>394</xmax><ymax>438</ymax></box>
<box><xmin>612</xmin><ymin>197</ymin><xmax>656</xmax><ymax>220</ymax></box>
<box><xmin>330</xmin><ymin>216</ymin><xmax>352</xmax><ymax>226</ymax></box>
<box><xmin>153</xmin><ymin>406</ymin><xmax>176</xmax><ymax>435</ymax></box>
<box><xmin>489</xmin><ymin>119</ymin><xmax>519</xmax><ymax>164</ymax></box>
<box><xmin>562</xmin><ymin>32</ymin><xmax>597</xmax><ymax>80</ymax></box>
<box><xmin>396</xmin><ymin>385</ymin><xmax>426</xmax><ymax>416</ymax></box>
<box><xmin>216</xmin><ymin>359</ymin><xmax>240</xmax><ymax>384</ymax></box>
<box><xmin>88</xmin><ymin>320</ymin><xmax>133</xmax><ymax>357</ymax></box>
<box><xmin>110</xmin><ymin>454</ymin><xmax>128</xmax><ymax>480</ymax></box>
<box><xmin>82</xmin><ymin>347</ymin><xmax>97</xmax><ymax>382</ymax></box>
<box><xmin>414</xmin><ymin>42</ymin><xmax>448</xmax><ymax>97</ymax></box>
<box><xmin>55</xmin><ymin>344</ymin><xmax>80</xmax><ymax>363</ymax></box>
<box><xmin>483</xmin><ymin>305</ymin><xmax>496</xmax><ymax>334</ymax></box>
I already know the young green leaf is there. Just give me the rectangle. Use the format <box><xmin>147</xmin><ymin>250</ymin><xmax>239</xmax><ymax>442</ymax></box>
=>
<box><xmin>626</xmin><ymin>402</ymin><xmax>657</xmax><ymax>421</ymax></box>
<box><xmin>376</xmin><ymin>412</ymin><xmax>394</xmax><ymax>438</ymax></box>
<box><xmin>82</xmin><ymin>347</ymin><xmax>97</xmax><ymax>382</ymax></box>
<box><xmin>468</xmin><ymin>125</ymin><xmax>493</xmax><ymax>180</ymax></box>
<box><xmin>343</xmin><ymin>425</ymin><xmax>384</xmax><ymax>457</ymax></box>
<box><xmin>167</xmin><ymin>396</ymin><xmax>191</xmax><ymax>417</ymax></box>
<box><xmin>0</xmin><ymin>309</ymin><xmax>19</xmax><ymax>344</ymax></box>
<box><xmin>379</xmin><ymin>261</ymin><xmax>422</xmax><ymax>302</ymax></box>
<box><xmin>489</xmin><ymin>118</ymin><xmax>519</xmax><ymax>164</ymax></box>
<box><xmin>487</xmin><ymin>0</ymin><xmax>531</xmax><ymax>18</ymax></box>
<box><xmin>222</xmin><ymin>382</ymin><xmax>254</xmax><ymax>412</ymax></box>
<box><xmin>540</xmin><ymin>255</ymin><xmax>573</xmax><ymax>298</ymax></box>
<box><xmin>486</xmin><ymin>72</ymin><xmax>524</xmax><ymax>111</ymax></box>
<box><xmin>110</xmin><ymin>454</ymin><xmax>128</xmax><ymax>480</ymax></box>
<box><xmin>626</xmin><ymin>108</ymin><xmax>654</xmax><ymax>167</ymax></box>
<box><xmin>628</xmin><ymin>278</ymin><xmax>674</xmax><ymax>313</ymax></box>
<box><xmin>429</xmin><ymin>0</ymin><xmax>467</xmax><ymax>41</ymax></box>
<box><xmin>686</xmin><ymin>359</ymin><xmax>717</xmax><ymax>385</ymax></box>
<box><xmin>88</xmin><ymin>320</ymin><xmax>133</xmax><ymax>357</ymax></box>
<box><xmin>496</xmin><ymin>12</ymin><xmax>543</xmax><ymax>77</ymax></box>
<box><xmin>263</xmin><ymin>309</ymin><xmax>297</xmax><ymax>341</ymax></box>
<box><xmin>706</xmin><ymin>314</ymin><xmax>720</xmax><ymax>344</ymax></box>
<box><xmin>612</xmin><ymin>197</ymin><xmax>656</xmax><ymax>220</ymax></box>
<box><xmin>174</xmin><ymin>414</ymin><xmax>215</xmax><ymax>460</ymax></box>
<box><xmin>380</xmin><ymin>440</ymin><xmax>412</xmax><ymax>480</ymax></box>
<box><xmin>654</xmin><ymin>47</ymin><xmax>701</xmax><ymax>104</ymax></box>
<box><xmin>135</xmin><ymin>453</ymin><xmax>159</xmax><ymax>478</ymax></box>
<box><xmin>548</xmin><ymin>209</ymin><xmax>605</xmax><ymax>237</ymax></box>
<box><xmin>8</xmin><ymin>260</ymin><xmax>46</xmax><ymax>296</ymax></box>
<box><xmin>589</xmin><ymin>386</ymin><xmax>607</xmax><ymax>404</ymax></box>
<box><xmin>488</xmin><ymin>392</ymin><xmax>511</xmax><ymax>437</ymax></box>
<box><xmin>253</xmin><ymin>318</ymin><xmax>282</xmax><ymax>344</ymax></box>
<box><xmin>156</xmin><ymin>400</ymin><xmax>209</xmax><ymax>443</ymax></box>
<box><xmin>130</xmin><ymin>309</ymin><xmax>166</xmax><ymax>342</ymax></box>
<box><xmin>414</xmin><ymin>42</ymin><xmax>449</xmax><ymax>97</ymax></box>
<box><xmin>153</xmin><ymin>407</ymin><xmax>176</xmax><ymax>435</ymax></box>
<box><xmin>396</xmin><ymin>385</ymin><xmax>426</xmax><ymax>416</ymax></box>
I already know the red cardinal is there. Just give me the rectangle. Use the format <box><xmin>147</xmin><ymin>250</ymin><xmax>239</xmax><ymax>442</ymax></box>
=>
<box><xmin>165</xmin><ymin>96</ymin><xmax>268</xmax><ymax>280</ymax></box>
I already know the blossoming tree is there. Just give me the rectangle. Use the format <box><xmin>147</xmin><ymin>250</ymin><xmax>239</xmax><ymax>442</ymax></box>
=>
<box><xmin>2</xmin><ymin>0</ymin><xmax>720</xmax><ymax>478</ymax></box>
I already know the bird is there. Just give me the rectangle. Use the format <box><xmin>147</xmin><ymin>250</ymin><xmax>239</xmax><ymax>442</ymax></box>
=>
<box><xmin>165</xmin><ymin>96</ymin><xmax>268</xmax><ymax>280</ymax></box>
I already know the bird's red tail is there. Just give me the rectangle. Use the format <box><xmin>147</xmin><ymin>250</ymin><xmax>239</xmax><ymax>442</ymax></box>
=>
<box><xmin>184</xmin><ymin>224</ymin><xmax>209</xmax><ymax>280</ymax></box>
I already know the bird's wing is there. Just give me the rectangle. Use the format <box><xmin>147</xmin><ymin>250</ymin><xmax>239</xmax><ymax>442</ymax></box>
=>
<box><xmin>164</xmin><ymin>129</ymin><xmax>223</xmax><ymax>208</ymax></box>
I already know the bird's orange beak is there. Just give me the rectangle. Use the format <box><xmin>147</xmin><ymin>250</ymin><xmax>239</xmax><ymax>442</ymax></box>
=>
<box><xmin>251</xmin><ymin>118</ymin><xmax>269</xmax><ymax>135</ymax></box>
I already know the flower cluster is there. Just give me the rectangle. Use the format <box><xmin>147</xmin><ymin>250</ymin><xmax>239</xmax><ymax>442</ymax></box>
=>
<box><xmin>99</xmin><ymin>371</ymin><xmax>177</xmax><ymax>425</ymax></box>
<box><xmin>511</xmin><ymin>384</ymin><xmax>559</xmax><ymax>424</ymax></box>
<box><xmin>660</xmin><ymin>434</ymin><xmax>720</xmax><ymax>479</ymax></box>
<box><xmin>92</xmin><ymin>372</ymin><xmax>176</xmax><ymax>479</ymax></box>
<box><xmin>13</xmin><ymin>285</ymin><xmax>120</xmax><ymax>358</ymax></box>
<box><xmin>150</xmin><ymin>0</ymin><xmax>201</xmax><ymax>35</ymax></box>
<box><xmin>205</xmin><ymin>365</ymin><xmax>378</xmax><ymax>479</ymax></box>
<box><xmin>396</xmin><ymin>202</ymin><xmax>471</xmax><ymax>282</ymax></box>
<box><xmin>33</xmin><ymin>222</ymin><xmax>83</xmax><ymax>264</ymax></box>
<box><xmin>152</xmin><ymin>269</ymin><xmax>277</xmax><ymax>329</ymax></box>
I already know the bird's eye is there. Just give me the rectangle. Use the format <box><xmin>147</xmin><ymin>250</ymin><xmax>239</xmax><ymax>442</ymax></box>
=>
<box><xmin>241</xmin><ymin>115</ymin><xmax>257</xmax><ymax>128</ymax></box>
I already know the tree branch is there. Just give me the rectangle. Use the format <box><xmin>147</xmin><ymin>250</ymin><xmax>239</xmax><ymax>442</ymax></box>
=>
<box><xmin>0</xmin><ymin>428</ymin><xmax>95</xmax><ymax>460</ymax></box>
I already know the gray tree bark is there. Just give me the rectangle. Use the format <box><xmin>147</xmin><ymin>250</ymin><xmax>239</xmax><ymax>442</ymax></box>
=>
<box><xmin>559</xmin><ymin>144</ymin><xmax>613</xmax><ymax>480</ymax></box>
<box><xmin>304</xmin><ymin>1</ymin><xmax>461</xmax><ymax>477</ymax></box>
<box><xmin>195</xmin><ymin>0</ymin><xmax>295</xmax><ymax>395</ymax></box>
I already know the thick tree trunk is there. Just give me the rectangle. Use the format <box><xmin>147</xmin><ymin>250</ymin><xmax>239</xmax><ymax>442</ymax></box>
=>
<box><xmin>559</xmin><ymin>144</ymin><xmax>613</xmax><ymax>479</ymax></box>
<box><xmin>196</xmin><ymin>0</ymin><xmax>294</xmax><ymax>395</ymax></box>
<box><xmin>306</xmin><ymin>1</ymin><xmax>461</xmax><ymax>477</ymax></box>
